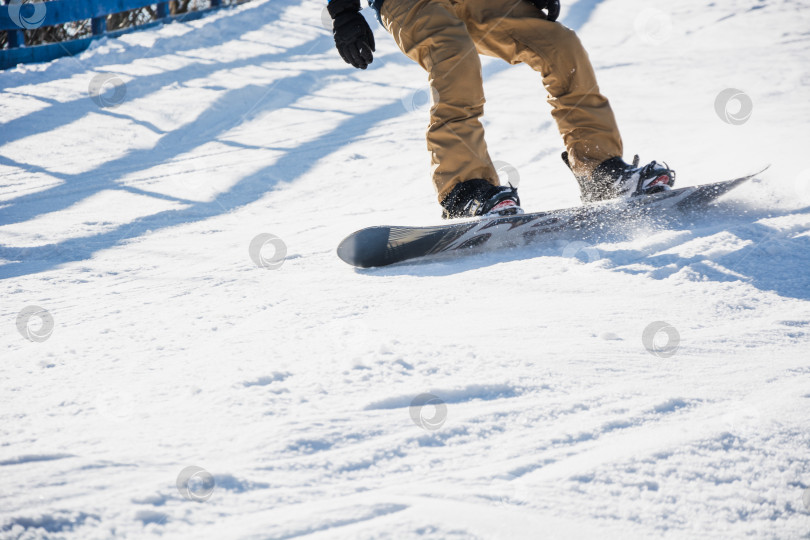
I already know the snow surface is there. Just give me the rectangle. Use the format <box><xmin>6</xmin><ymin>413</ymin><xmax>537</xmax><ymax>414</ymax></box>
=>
<box><xmin>2</xmin><ymin>0</ymin><xmax>810</xmax><ymax>538</ymax></box>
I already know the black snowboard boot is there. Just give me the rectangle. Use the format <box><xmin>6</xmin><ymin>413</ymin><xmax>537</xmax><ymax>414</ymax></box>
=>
<box><xmin>562</xmin><ymin>152</ymin><xmax>676</xmax><ymax>203</ymax></box>
<box><xmin>440</xmin><ymin>179</ymin><xmax>522</xmax><ymax>219</ymax></box>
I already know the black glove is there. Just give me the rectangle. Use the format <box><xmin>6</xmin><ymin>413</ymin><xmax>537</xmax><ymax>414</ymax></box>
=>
<box><xmin>328</xmin><ymin>0</ymin><xmax>375</xmax><ymax>70</ymax></box>
<box><xmin>528</xmin><ymin>0</ymin><xmax>560</xmax><ymax>22</ymax></box>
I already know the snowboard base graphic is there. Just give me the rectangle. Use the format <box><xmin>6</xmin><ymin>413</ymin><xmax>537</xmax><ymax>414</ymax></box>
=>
<box><xmin>337</xmin><ymin>169</ymin><xmax>767</xmax><ymax>268</ymax></box>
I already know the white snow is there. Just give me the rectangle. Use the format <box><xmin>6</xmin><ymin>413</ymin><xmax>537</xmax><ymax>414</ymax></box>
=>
<box><xmin>2</xmin><ymin>0</ymin><xmax>810</xmax><ymax>538</ymax></box>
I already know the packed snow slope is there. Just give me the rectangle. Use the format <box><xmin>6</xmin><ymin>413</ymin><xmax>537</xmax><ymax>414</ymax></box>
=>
<box><xmin>2</xmin><ymin>0</ymin><xmax>810</xmax><ymax>538</ymax></box>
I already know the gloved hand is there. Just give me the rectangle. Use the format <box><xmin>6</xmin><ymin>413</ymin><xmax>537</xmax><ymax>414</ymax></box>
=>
<box><xmin>528</xmin><ymin>0</ymin><xmax>560</xmax><ymax>22</ymax></box>
<box><xmin>328</xmin><ymin>0</ymin><xmax>375</xmax><ymax>70</ymax></box>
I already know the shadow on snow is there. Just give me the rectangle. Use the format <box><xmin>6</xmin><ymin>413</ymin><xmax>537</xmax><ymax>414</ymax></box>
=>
<box><xmin>0</xmin><ymin>0</ymin><xmax>605</xmax><ymax>279</ymax></box>
<box><xmin>360</xmin><ymin>202</ymin><xmax>810</xmax><ymax>302</ymax></box>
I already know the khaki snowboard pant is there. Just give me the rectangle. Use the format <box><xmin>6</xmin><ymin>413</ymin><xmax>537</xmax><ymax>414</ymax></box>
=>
<box><xmin>380</xmin><ymin>0</ymin><xmax>623</xmax><ymax>202</ymax></box>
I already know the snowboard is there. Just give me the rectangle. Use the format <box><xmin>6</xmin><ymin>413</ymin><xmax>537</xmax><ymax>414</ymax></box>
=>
<box><xmin>337</xmin><ymin>168</ymin><xmax>767</xmax><ymax>268</ymax></box>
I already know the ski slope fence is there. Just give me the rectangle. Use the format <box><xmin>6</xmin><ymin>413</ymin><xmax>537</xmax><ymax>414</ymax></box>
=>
<box><xmin>0</xmin><ymin>0</ymin><xmax>236</xmax><ymax>69</ymax></box>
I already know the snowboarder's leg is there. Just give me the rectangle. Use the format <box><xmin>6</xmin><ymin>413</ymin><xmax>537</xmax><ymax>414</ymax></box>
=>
<box><xmin>457</xmin><ymin>0</ymin><xmax>624</xmax><ymax>181</ymax></box>
<box><xmin>380</xmin><ymin>0</ymin><xmax>499</xmax><ymax>202</ymax></box>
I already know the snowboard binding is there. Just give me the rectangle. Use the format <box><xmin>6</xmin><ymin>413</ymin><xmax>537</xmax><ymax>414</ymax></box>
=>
<box><xmin>562</xmin><ymin>152</ymin><xmax>676</xmax><ymax>203</ymax></box>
